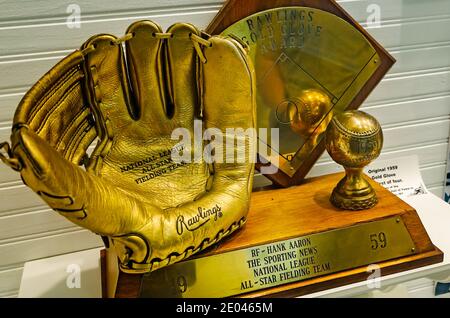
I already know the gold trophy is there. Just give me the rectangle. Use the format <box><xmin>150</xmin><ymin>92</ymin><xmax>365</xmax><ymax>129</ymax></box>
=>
<box><xmin>325</xmin><ymin>110</ymin><xmax>383</xmax><ymax>210</ymax></box>
<box><xmin>97</xmin><ymin>0</ymin><xmax>443</xmax><ymax>298</ymax></box>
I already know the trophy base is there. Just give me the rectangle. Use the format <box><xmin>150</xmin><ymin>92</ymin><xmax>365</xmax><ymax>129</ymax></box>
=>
<box><xmin>101</xmin><ymin>173</ymin><xmax>443</xmax><ymax>298</ymax></box>
<box><xmin>330</xmin><ymin>187</ymin><xmax>378</xmax><ymax>211</ymax></box>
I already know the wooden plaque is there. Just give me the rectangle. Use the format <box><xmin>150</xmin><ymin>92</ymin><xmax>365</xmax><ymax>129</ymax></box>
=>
<box><xmin>206</xmin><ymin>0</ymin><xmax>396</xmax><ymax>187</ymax></box>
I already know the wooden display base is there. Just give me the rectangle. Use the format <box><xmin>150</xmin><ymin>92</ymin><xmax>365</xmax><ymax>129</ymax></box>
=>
<box><xmin>102</xmin><ymin>173</ymin><xmax>443</xmax><ymax>298</ymax></box>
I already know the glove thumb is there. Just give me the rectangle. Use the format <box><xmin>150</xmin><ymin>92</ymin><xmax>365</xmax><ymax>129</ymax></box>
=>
<box><xmin>11</xmin><ymin>126</ymin><xmax>151</xmax><ymax>235</ymax></box>
<box><xmin>12</xmin><ymin>126</ymin><xmax>81</xmax><ymax>208</ymax></box>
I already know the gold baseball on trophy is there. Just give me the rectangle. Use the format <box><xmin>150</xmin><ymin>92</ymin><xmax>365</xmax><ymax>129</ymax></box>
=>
<box><xmin>325</xmin><ymin>110</ymin><xmax>383</xmax><ymax>210</ymax></box>
<box><xmin>291</xmin><ymin>89</ymin><xmax>333</xmax><ymax>137</ymax></box>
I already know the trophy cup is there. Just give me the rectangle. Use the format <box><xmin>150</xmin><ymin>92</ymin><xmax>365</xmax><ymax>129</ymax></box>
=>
<box><xmin>326</xmin><ymin>110</ymin><xmax>383</xmax><ymax>210</ymax></box>
<box><xmin>101</xmin><ymin>0</ymin><xmax>443</xmax><ymax>298</ymax></box>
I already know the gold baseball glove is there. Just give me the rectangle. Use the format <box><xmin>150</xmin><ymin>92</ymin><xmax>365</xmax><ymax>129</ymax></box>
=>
<box><xmin>0</xmin><ymin>20</ymin><xmax>256</xmax><ymax>273</ymax></box>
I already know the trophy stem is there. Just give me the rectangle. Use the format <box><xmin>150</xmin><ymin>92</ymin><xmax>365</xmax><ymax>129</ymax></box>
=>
<box><xmin>330</xmin><ymin>167</ymin><xmax>378</xmax><ymax>210</ymax></box>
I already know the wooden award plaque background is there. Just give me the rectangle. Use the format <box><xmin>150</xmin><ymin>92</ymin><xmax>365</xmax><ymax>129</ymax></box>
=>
<box><xmin>102</xmin><ymin>173</ymin><xmax>443</xmax><ymax>298</ymax></box>
<box><xmin>206</xmin><ymin>0</ymin><xmax>396</xmax><ymax>187</ymax></box>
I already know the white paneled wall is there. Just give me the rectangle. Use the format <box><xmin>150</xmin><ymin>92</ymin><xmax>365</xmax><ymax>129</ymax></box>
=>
<box><xmin>0</xmin><ymin>0</ymin><xmax>449</xmax><ymax>297</ymax></box>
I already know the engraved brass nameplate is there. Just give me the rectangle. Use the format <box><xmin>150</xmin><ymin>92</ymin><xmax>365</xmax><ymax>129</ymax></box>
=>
<box><xmin>140</xmin><ymin>217</ymin><xmax>416</xmax><ymax>298</ymax></box>
<box><xmin>220</xmin><ymin>7</ymin><xmax>381</xmax><ymax>182</ymax></box>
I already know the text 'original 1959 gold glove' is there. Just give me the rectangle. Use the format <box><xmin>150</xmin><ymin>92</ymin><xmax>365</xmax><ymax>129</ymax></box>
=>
<box><xmin>0</xmin><ymin>20</ymin><xmax>256</xmax><ymax>273</ymax></box>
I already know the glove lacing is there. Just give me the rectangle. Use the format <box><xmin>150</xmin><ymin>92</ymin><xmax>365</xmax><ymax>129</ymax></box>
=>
<box><xmin>81</xmin><ymin>30</ymin><xmax>213</xmax><ymax>64</ymax></box>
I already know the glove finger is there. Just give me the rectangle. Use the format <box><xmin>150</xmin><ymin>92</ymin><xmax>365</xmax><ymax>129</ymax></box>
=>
<box><xmin>125</xmin><ymin>21</ymin><xmax>169</xmax><ymax>127</ymax></box>
<box><xmin>165</xmin><ymin>23</ymin><xmax>200</xmax><ymax>128</ymax></box>
<box><xmin>202</xmin><ymin>37</ymin><xmax>255</xmax><ymax>130</ymax></box>
<box><xmin>11</xmin><ymin>126</ymin><xmax>152</xmax><ymax>236</ymax></box>
<box><xmin>81</xmin><ymin>34</ymin><xmax>136</xmax><ymax>133</ymax></box>
<box><xmin>202</xmin><ymin>36</ymin><xmax>256</xmax><ymax>175</ymax></box>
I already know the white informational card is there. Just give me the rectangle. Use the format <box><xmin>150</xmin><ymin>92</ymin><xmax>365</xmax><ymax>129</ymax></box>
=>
<box><xmin>364</xmin><ymin>155</ymin><xmax>427</xmax><ymax>200</ymax></box>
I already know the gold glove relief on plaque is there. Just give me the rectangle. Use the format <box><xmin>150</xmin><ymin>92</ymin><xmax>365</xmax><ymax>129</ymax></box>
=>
<box><xmin>0</xmin><ymin>20</ymin><xmax>256</xmax><ymax>274</ymax></box>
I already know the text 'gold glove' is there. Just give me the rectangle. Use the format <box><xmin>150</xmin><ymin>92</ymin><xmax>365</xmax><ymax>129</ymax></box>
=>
<box><xmin>0</xmin><ymin>20</ymin><xmax>256</xmax><ymax>273</ymax></box>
